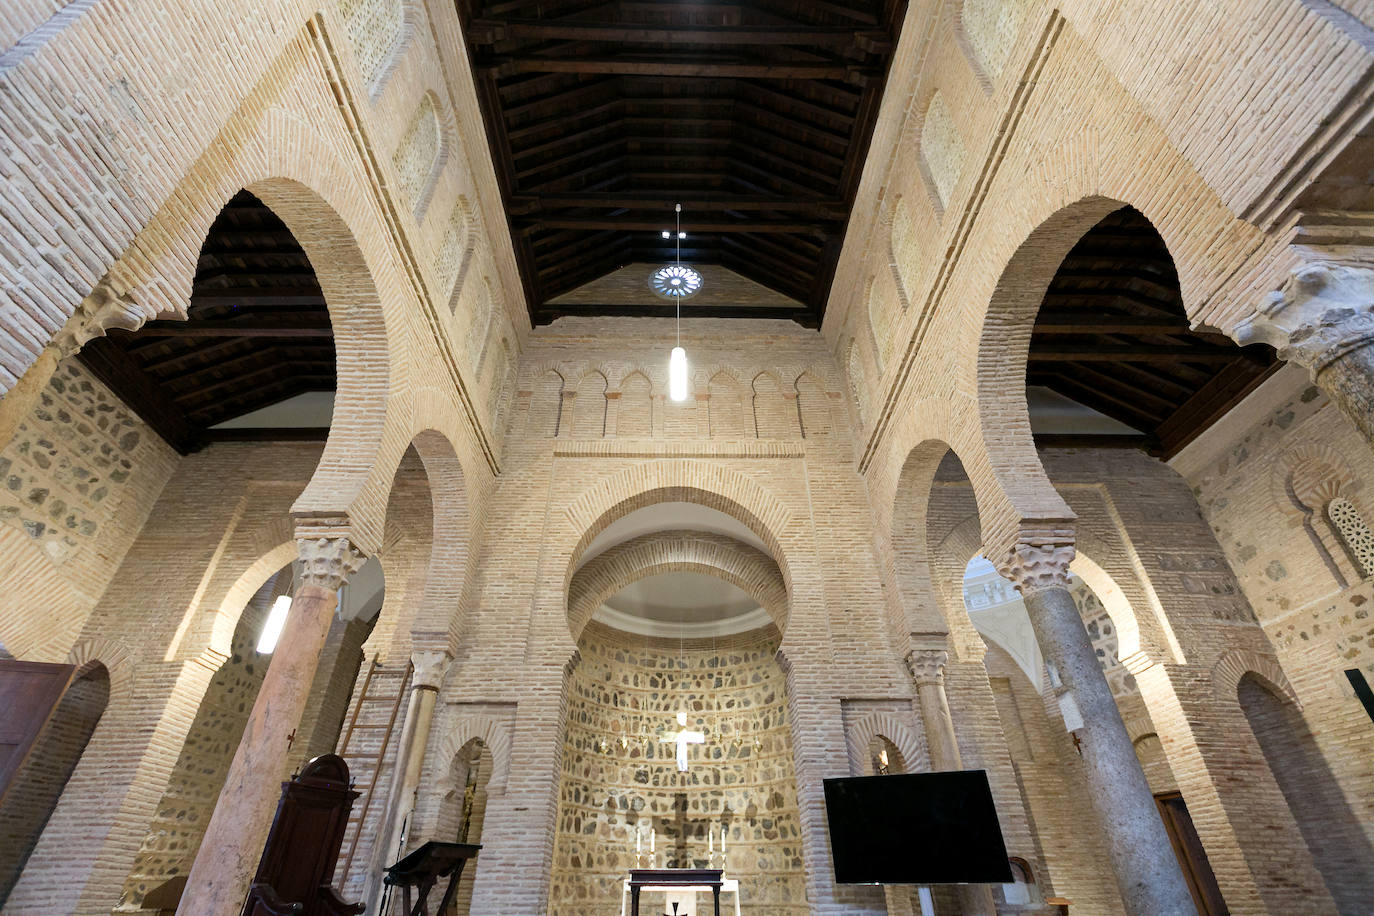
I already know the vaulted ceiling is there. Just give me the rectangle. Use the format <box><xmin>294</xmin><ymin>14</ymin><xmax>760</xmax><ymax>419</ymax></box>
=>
<box><xmin>457</xmin><ymin>0</ymin><xmax>909</xmax><ymax>326</ymax></box>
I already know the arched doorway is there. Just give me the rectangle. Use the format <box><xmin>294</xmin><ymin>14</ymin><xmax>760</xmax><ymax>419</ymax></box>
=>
<box><xmin>1238</xmin><ymin>672</ymin><xmax>1374</xmax><ymax>913</ymax></box>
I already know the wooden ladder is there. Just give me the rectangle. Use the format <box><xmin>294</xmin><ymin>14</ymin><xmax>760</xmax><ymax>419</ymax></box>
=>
<box><xmin>337</xmin><ymin>656</ymin><xmax>412</xmax><ymax>884</ymax></box>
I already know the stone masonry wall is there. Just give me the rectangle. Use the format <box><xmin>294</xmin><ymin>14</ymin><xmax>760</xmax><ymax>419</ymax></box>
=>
<box><xmin>550</xmin><ymin>623</ymin><xmax>805</xmax><ymax>916</ymax></box>
<box><xmin>0</xmin><ymin>359</ymin><xmax>179</xmax><ymax>661</ymax></box>
<box><xmin>1172</xmin><ymin>366</ymin><xmax>1374</xmax><ymax>895</ymax></box>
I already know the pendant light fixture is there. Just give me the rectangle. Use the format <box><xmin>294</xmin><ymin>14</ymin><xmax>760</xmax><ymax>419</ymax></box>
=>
<box><xmin>649</xmin><ymin>204</ymin><xmax>701</xmax><ymax>402</ymax></box>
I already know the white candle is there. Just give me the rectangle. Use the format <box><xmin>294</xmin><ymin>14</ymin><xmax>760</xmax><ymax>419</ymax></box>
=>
<box><xmin>637</xmin><ymin>831</ymin><xmax>642</xmax><ymax>853</ymax></box>
<box><xmin>651</xmin><ymin>829</ymin><xmax>655</xmax><ymax>853</ymax></box>
<box><xmin>721</xmin><ymin>825</ymin><xmax>726</xmax><ymax>854</ymax></box>
<box><xmin>709</xmin><ymin>829</ymin><xmax>714</xmax><ymax>853</ymax></box>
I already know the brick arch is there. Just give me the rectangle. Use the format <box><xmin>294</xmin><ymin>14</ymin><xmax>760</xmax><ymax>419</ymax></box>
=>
<box><xmin>886</xmin><ymin>428</ymin><xmax>1033</xmax><ymax>640</ymax></box>
<box><xmin>403</xmin><ymin>428</ymin><xmax>474</xmax><ymax>650</ymax></box>
<box><xmin>1273</xmin><ymin>442</ymin><xmax>1361</xmax><ymax>518</ymax></box>
<box><xmin>566</xmin><ymin>530</ymin><xmax>789</xmax><ymax>642</ymax></box>
<box><xmin>64</xmin><ymin>637</ymin><xmax>135</xmax><ymax>701</ymax></box>
<box><xmin>108</xmin><ymin>105</ymin><xmax>408</xmax><ymax>555</ymax></box>
<box><xmin>435</xmin><ymin>714</ymin><xmax>514</xmax><ymax>794</ymax></box>
<box><xmin>959</xmin><ymin>133</ymin><xmax>1251</xmax><ymax>553</ymax></box>
<box><xmin>561</xmin><ymin>461</ymin><xmax>798</xmax><ymax>597</ymax></box>
<box><xmin>204</xmin><ymin>541</ymin><xmax>299</xmax><ymax>658</ymax></box>
<box><xmin>844</xmin><ymin>711</ymin><xmax>927</xmax><ymax>777</ymax></box>
<box><xmin>881</xmin><ymin>391</ymin><xmax>1046</xmax><ymax>569</ymax></box>
<box><xmin>1212</xmin><ymin>648</ymin><xmax>1301</xmax><ymax>709</ymax></box>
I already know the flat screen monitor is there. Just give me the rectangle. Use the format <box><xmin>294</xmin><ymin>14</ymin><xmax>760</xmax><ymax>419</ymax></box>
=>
<box><xmin>823</xmin><ymin>770</ymin><xmax>1013</xmax><ymax>885</ymax></box>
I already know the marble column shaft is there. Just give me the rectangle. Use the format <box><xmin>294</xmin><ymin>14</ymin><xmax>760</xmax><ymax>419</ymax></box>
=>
<box><xmin>907</xmin><ymin>647</ymin><xmax>996</xmax><ymax>916</ymax></box>
<box><xmin>177</xmin><ymin>537</ymin><xmax>365</xmax><ymax>916</ymax></box>
<box><xmin>1002</xmin><ymin>543</ymin><xmax>1196</xmax><ymax>916</ymax></box>
<box><xmin>362</xmin><ymin>650</ymin><xmax>450</xmax><ymax>912</ymax></box>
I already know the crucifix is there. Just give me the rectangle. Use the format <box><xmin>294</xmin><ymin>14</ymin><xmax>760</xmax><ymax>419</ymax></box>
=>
<box><xmin>662</xmin><ymin>711</ymin><xmax>705</xmax><ymax>772</ymax></box>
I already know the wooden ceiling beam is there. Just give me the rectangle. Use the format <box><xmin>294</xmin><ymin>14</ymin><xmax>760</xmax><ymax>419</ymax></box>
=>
<box><xmin>483</xmin><ymin>57</ymin><xmax>878</xmax><ymax>82</ymax></box>
<box><xmin>516</xmin><ymin>216</ymin><xmax>834</xmax><ymax>235</ymax></box>
<box><xmin>1032</xmin><ymin>314</ymin><xmax>1195</xmax><ymax>335</ymax></box>
<box><xmin>513</xmin><ymin>192</ymin><xmax>844</xmax><ymax>215</ymax></box>
<box><xmin>129</xmin><ymin>319</ymin><xmax>334</xmax><ymax>338</ymax></box>
<box><xmin>1033</xmin><ymin>373</ymin><xmax>1161</xmax><ymax>431</ymax></box>
<box><xmin>538</xmin><ymin>301</ymin><xmax>806</xmax><ymax>320</ymax></box>
<box><xmin>470</xmin><ymin>20</ymin><xmax>888</xmax><ymax>47</ymax></box>
<box><xmin>189</xmin><ymin>289</ymin><xmax>327</xmax><ymax>307</ymax></box>
<box><xmin>1028</xmin><ymin>344</ymin><xmax>1248</xmax><ymax>362</ymax></box>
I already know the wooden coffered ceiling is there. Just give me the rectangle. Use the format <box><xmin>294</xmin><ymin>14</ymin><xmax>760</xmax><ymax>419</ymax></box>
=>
<box><xmin>80</xmin><ymin>191</ymin><xmax>335</xmax><ymax>453</ymax></box>
<box><xmin>1027</xmin><ymin>207</ymin><xmax>1278</xmax><ymax>457</ymax></box>
<box><xmin>457</xmin><ymin>0</ymin><xmax>909</xmax><ymax>326</ymax></box>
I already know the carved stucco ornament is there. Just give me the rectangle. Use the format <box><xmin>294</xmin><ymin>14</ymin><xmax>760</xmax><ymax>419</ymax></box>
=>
<box><xmin>996</xmin><ymin>534</ymin><xmax>1075</xmax><ymax>596</ymax></box>
<box><xmin>904</xmin><ymin>648</ymin><xmax>949</xmax><ymax>686</ymax></box>
<box><xmin>1233</xmin><ymin>262</ymin><xmax>1374</xmax><ymax>372</ymax></box>
<box><xmin>49</xmin><ymin>275</ymin><xmax>154</xmax><ymax>359</ymax></box>
<box><xmin>296</xmin><ymin>536</ymin><xmax>367</xmax><ymax>592</ymax></box>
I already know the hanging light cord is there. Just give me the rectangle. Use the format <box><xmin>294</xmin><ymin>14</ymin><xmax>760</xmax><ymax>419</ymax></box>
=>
<box><xmin>675</xmin><ymin>203</ymin><xmax>682</xmax><ymax>348</ymax></box>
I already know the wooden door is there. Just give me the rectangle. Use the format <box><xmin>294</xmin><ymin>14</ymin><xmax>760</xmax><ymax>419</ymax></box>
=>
<box><xmin>0</xmin><ymin>659</ymin><xmax>75</xmax><ymax>804</ymax></box>
<box><xmin>1156</xmin><ymin>791</ymin><xmax>1229</xmax><ymax>916</ymax></box>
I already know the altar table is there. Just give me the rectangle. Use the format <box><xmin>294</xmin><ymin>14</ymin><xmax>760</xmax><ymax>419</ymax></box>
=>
<box><xmin>624</xmin><ymin>868</ymin><xmax>725</xmax><ymax>916</ymax></box>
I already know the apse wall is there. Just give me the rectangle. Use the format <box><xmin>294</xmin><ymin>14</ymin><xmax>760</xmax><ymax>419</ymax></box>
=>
<box><xmin>550</xmin><ymin>622</ymin><xmax>806</xmax><ymax>916</ymax></box>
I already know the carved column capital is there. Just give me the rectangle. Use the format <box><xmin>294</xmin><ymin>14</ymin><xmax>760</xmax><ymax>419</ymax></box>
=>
<box><xmin>904</xmin><ymin>648</ymin><xmax>949</xmax><ymax>686</ymax></box>
<box><xmin>296</xmin><ymin>536</ymin><xmax>366</xmax><ymax>591</ymax></box>
<box><xmin>50</xmin><ymin>276</ymin><xmax>152</xmax><ymax>359</ymax></box>
<box><xmin>996</xmin><ymin>535</ymin><xmax>1075</xmax><ymax>596</ymax></box>
<box><xmin>1233</xmin><ymin>261</ymin><xmax>1374</xmax><ymax>371</ymax></box>
<box><xmin>410</xmin><ymin>650</ymin><xmax>452</xmax><ymax>690</ymax></box>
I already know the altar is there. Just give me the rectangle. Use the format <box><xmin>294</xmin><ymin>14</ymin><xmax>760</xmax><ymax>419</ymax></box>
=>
<box><xmin>622</xmin><ymin>868</ymin><xmax>741</xmax><ymax>916</ymax></box>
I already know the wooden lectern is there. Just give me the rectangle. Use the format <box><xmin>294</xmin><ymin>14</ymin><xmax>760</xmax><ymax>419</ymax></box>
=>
<box><xmin>240</xmin><ymin>754</ymin><xmax>364</xmax><ymax>916</ymax></box>
<box><xmin>383</xmin><ymin>840</ymin><xmax>481</xmax><ymax>916</ymax></box>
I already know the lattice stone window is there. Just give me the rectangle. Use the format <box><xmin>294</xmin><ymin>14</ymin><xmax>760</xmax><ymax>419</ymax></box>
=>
<box><xmin>393</xmin><ymin>95</ymin><xmax>440</xmax><ymax>213</ymax></box>
<box><xmin>961</xmin><ymin>0</ymin><xmax>1029</xmax><ymax>83</ymax></box>
<box><xmin>1328</xmin><ymin>498</ymin><xmax>1374</xmax><ymax>578</ymax></box>
<box><xmin>919</xmin><ymin>92</ymin><xmax>965</xmax><ymax>210</ymax></box>
<box><xmin>339</xmin><ymin>0</ymin><xmax>404</xmax><ymax>85</ymax></box>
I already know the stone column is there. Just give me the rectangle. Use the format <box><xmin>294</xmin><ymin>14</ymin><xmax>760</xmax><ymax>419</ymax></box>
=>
<box><xmin>998</xmin><ymin>541</ymin><xmax>1196</xmax><ymax>916</ymax></box>
<box><xmin>177</xmin><ymin>536</ymin><xmax>366</xmax><ymax>916</ymax></box>
<box><xmin>905</xmin><ymin>646</ymin><xmax>997</xmax><ymax>916</ymax></box>
<box><xmin>362</xmin><ymin>649</ymin><xmax>452</xmax><ymax>912</ymax></box>
<box><xmin>1234</xmin><ymin>262</ymin><xmax>1374</xmax><ymax>445</ymax></box>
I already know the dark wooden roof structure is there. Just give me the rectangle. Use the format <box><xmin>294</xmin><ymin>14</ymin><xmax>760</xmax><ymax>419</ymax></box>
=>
<box><xmin>1027</xmin><ymin>207</ymin><xmax>1278</xmax><ymax>457</ymax></box>
<box><xmin>458</xmin><ymin>0</ymin><xmax>909</xmax><ymax>326</ymax></box>
<box><xmin>80</xmin><ymin>191</ymin><xmax>335</xmax><ymax>453</ymax></box>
